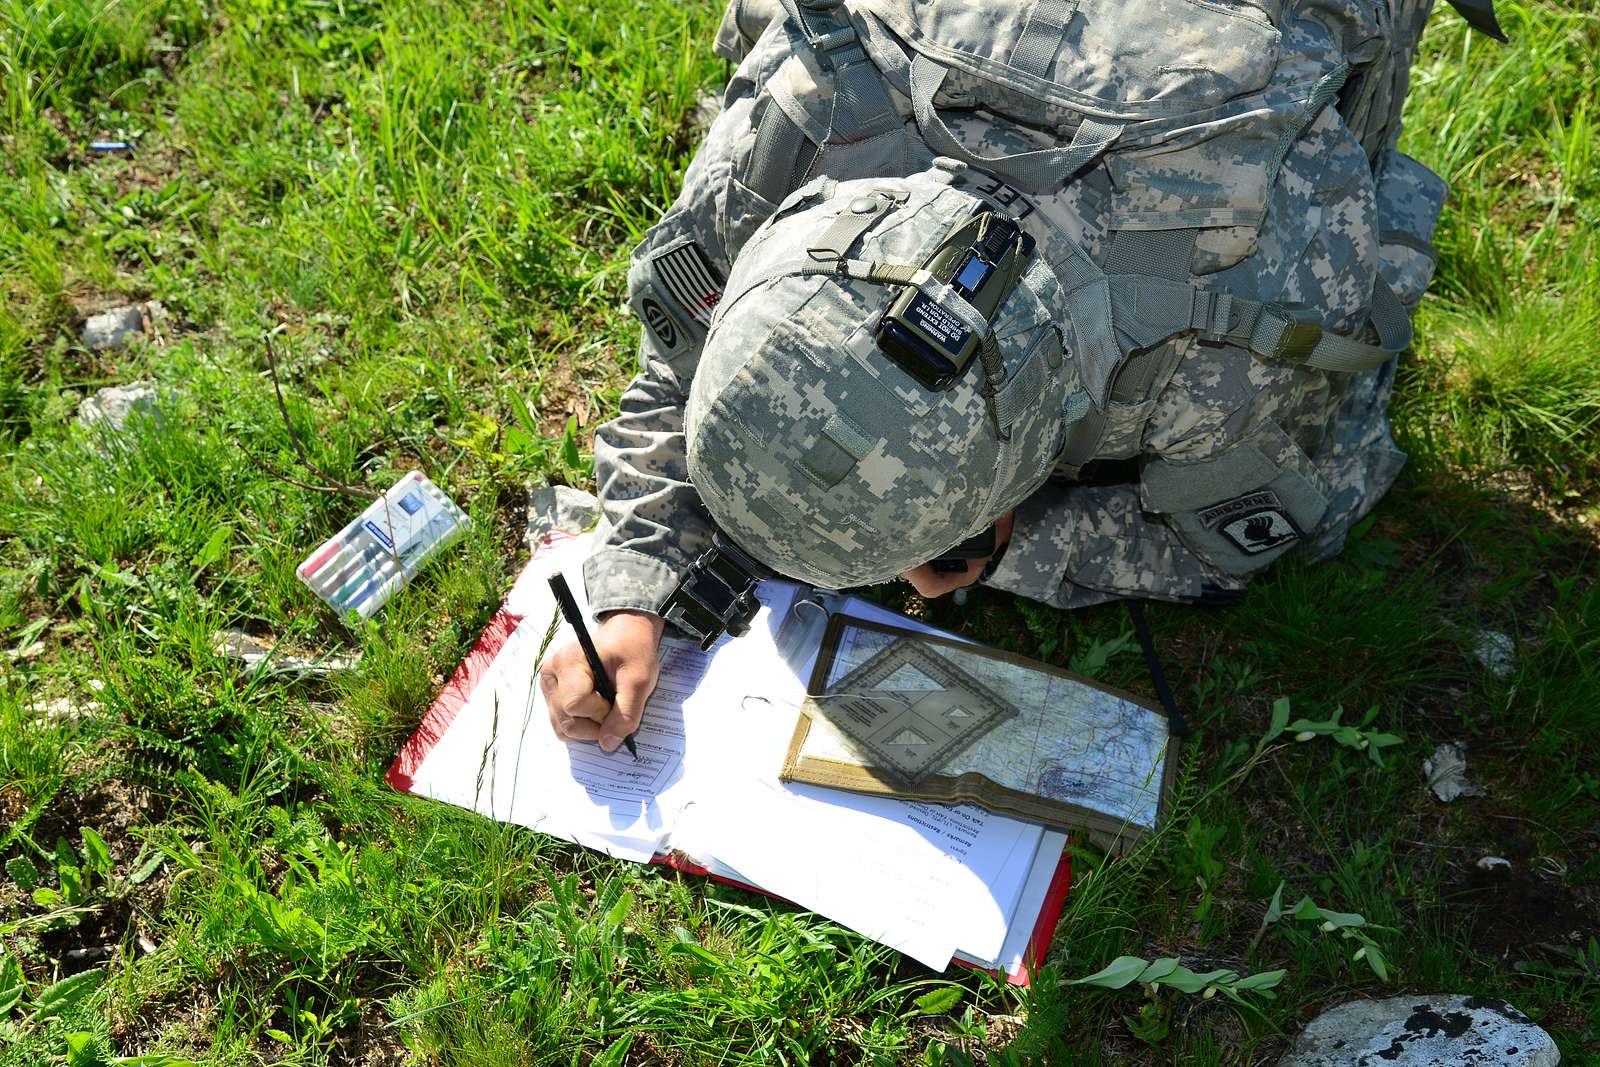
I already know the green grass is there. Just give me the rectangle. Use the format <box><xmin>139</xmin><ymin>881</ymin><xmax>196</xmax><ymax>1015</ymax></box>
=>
<box><xmin>1</xmin><ymin>0</ymin><xmax>1597</xmax><ymax>1063</ymax></box>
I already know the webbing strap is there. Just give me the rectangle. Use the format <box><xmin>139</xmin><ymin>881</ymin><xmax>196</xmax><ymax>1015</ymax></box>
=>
<box><xmin>1300</xmin><ymin>276</ymin><xmax>1412</xmax><ymax>373</ymax></box>
<box><xmin>1128</xmin><ymin>600</ymin><xmax>1189</xmax><ymax>739</ymax></box>
<box><xmin>908</xmin><ymin>53</ymin><xmax>1122</xmax><ymax>192</ymax></box>
<box><xmin>776</xmin><ymin>0</ymin><xmax>902</xmax><ymax>143</ymax></box>
<box><xmin>1012</xmin><ymin>0</ymin><xmax>1079</xmax><ymax>76</ymax></box>
<box><xmin>1108</xmin><ymin>273</ymin><xmax>1414</xmax><ymax>374</ymax></box>
<box><xmin>747</xmin><ymin>103</ymin><xmax>820</xmax><ymax>207</ymax></box>
<box><xmin>806</xmin><ymin>191</ymin><xmax>897</xmax><ymax>261</ymax></box>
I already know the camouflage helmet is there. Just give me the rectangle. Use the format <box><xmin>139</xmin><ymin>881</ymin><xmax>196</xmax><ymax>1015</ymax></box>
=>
<box><xmin>686</xmin><ymin>165</ymin><xmax>1078</xmax><ymax>589</ymax></box>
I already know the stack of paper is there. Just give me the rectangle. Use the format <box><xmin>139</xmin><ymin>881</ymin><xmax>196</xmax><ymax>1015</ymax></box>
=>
<box><xmin>388</xmin><ymin>531</ymin><xmax>1070</xmax><ymax>976</ymax></box>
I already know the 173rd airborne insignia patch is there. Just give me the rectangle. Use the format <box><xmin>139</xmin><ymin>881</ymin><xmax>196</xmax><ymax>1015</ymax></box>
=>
<box><xmin>1199</xmin><ymin>490</ymin><xmax>1303</xmax><ymax>555</ymax></box>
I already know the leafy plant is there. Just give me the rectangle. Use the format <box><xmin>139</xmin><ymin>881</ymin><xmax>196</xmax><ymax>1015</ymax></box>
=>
<box><xmin>11</xmin><ymin>827</ymin><xmax>164</xmax><ymax>924</ymax></box>
<box><xmin>1</xmin><ymin>964</ymin><xmax>119</xmax><ymax>1043</ymax></box>
<box><xmin>1066</xmin><ymin>955</ymin><xmax>1286</xmax><ymax>1006</ymax></box>
<box><xmin>234</xmin><ymin>830</ymin><xmax>379</xmax><ymax>977</ymax></box>
<box><xmin>64</xmin><ymin>1028</ymin><xmax>200</xmax><ymax>1066</ymax></box>
<box><xmin>1515</xmin><ymin>937</ymin><xmax>1600</xmax><ymax>987</ymax></box>
<box><xmin>1250</xmin><ymin>882</ymin><xmax>1394</xmax><ymax>981</ymax></box>
<box><xmin>1174</xmin><ymin>820</ymin><xmax>1227</xmax><ymax>926</ymax></box>
<box><xmin>1249</xmin><ymin>698</ymin><xmax>1404</xmax><ymax>770</ymax></box>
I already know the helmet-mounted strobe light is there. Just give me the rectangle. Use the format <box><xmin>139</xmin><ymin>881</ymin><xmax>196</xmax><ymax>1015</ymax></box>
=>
<box><xmin>659</xmin><ymin>531</ymin><xmax>773</xmax><ymax>650</ymax></box>
<box><xmin>875</xmin><ymin>210</ymin><xmax>1035</xmax><ymax>391</ymax></box>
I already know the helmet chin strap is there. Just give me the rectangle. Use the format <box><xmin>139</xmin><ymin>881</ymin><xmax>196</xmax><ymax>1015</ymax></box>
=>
<box><xmin>974</xmin><ymin>410</ymin><xmax>1018</xmax><ymax>531</ymax></box>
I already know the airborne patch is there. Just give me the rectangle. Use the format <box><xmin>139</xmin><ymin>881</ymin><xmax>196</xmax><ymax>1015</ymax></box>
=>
<box><xmin>1220</xmin><ymin>507</ymin><xmax>1301</xmax><ymax>555</ymax></box>
<box><xmin>1200</xmin><ymin>489</ymin><xmax>1302</xmax><ymax>555</ymax></box>
<box><xmin>639</xmin><ymin>296</ymin><xmax>681</xmax><ymax>350</ymax></box>
<box><xmin>651</xmin><ymin>240</ymin><xmax>725</xmax><ymax>326</ymax></box>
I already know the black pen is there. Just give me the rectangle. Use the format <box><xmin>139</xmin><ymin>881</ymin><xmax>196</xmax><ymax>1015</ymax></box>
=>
<box><xmin>547</xmin><ymin>572</ymin><xmax>640</xmax><ymax>760</ymax></box>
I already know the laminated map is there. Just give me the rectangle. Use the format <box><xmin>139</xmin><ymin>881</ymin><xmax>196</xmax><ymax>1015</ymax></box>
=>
<box><xmin>782</xmin><ymin>617</ymin><xmax>1177</xmax><ymax>847</ymax></box>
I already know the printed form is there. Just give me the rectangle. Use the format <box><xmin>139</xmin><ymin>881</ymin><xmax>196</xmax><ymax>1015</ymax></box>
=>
<box><xmin>404</xmin><ymin>534</ymin><xmax>1052</xmax><ymax>970</ymax></box>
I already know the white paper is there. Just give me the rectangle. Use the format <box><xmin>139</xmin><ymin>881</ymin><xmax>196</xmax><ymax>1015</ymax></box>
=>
<box><xmin>681</xmin><ymin>777</ymin><xmax>1037</xmax><ymax>969</ymax></box>
<box><xmin>406</xmin><ymin>541</ymin><xmax>797</xmax><ymax>861</ymax></box>
<box><xmin>959</xmin><ymin>830</ymin><xmax>1069</xmax><ymax>973</ymax></box>
<box><xmin>402</xmin><ymin>534</ymin><xmax>1053</xmax><ymax>972</ymax></box>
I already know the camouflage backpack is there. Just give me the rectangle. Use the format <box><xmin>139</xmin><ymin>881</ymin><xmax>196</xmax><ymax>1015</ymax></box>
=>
<box><xmin>705</xmin><ymin>0</ymin><xmax>1467</xmax><ymax>403</ymax></box>
<box><xmin>618</xmin><ymin>0</ymin><xmax>1494</xmax><ymax>605</ymax></box>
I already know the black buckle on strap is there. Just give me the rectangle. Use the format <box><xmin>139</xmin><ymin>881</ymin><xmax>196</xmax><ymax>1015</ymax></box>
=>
<box><xmin>1265</xmin><ymin>303</ymin><xmax>1324</xmax><ymax>362</ymax></box>
<box><xmin>658</xmin><ymin>532</ymin><xmax>772</xmax><ymax>651</ymax></box>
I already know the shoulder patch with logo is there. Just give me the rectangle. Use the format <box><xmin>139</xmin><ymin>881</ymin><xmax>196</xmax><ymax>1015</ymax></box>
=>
<box><xmin>1199</xmin><ymin>490</ymin><xmax>1302</xmax><ymax>555</ymax></box>
<box><xmin>639</xmin><ymin>294</ymin><xmax>683</xmax><ymax>352</ymax></box>
<box><xmin>650</xmin><ymin>240</ymin><xmax>725</xmax><ymax>326</ymax></box>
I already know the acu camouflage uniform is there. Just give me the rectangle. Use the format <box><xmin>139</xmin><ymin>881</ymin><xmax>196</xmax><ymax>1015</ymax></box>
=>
<box><xmin>583</xmin><ymin>0</ymin><xmax>1454</xmax><ymax>616</ymax></box>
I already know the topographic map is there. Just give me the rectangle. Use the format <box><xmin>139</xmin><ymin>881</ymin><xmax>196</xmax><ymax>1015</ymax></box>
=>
<box><xmin>799</xmin><ymin>623</ymin><xmax>1170</xmax><ymax>830</ymax></box>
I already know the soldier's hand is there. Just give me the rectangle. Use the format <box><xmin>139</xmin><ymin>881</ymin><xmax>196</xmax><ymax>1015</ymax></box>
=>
<box><xmin>540</xmin><ymin>610</ymin><xmax>666</xmax><ymax>752</ymax></box>
<box><xmin>900</xmin><ymin>511</ymin><xmax>1015</xmax><ymax>599</ymax></box>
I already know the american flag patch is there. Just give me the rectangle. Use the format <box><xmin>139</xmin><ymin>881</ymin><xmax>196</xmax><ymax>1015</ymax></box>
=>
<box><xmin>651</xmin><ymin>241</ymin><xmax>724</xmax><ymax>326</ymax></box>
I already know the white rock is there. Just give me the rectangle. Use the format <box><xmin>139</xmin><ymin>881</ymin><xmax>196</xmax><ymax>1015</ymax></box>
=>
<box><xmin>1471</xmin><ymin>629</ymin><xmax>1516</xmax><ymax>679</ymax></box>
<box><xmin>31</xmin><ymin>695</ymin><xmax>101</xmax><ymax>726</ymax></box>
<box><xmin>1423</xmin><ymin>741</ymin><xmax>1486</xmax><ymax>803</ymax></box>
<box><xmin>526</xmin><ymin>485</ymin><xmax>600</xmax><ymax>551</ymax></box>
<box><xmin>80</xmin><ymin>306</ymin><xmax>145</xmax><ymax>350</ymax></box>
<box><xmin>77</xmin><ymin>382</ymin><xmax>161</xmax><ymax>432</ymax></box>
<box><xmin>1280</xmin><ymin>994</ymin><xmax>1559</xmax><ymax>1067</ymax></box>
<box><xmin>1475</xmin><ymin>855</ymin><xmax>1511</xmax><ymax>871</ymax></box>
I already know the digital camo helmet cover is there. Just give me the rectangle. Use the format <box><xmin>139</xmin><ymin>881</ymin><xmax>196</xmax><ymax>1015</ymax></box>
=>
<box><xmin>686</xmin><ymin>166</ymin><xmax>1076</xmax><ymax>589</ymax></box>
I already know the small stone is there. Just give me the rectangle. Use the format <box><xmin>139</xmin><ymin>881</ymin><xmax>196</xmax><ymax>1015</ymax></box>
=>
<box><xmin>80</xmin><ymin>306</ymin><xmax>145</xmax><ymax>351</ymax></box>
<box><xmin>137</xmin><ymin>935</ymin><xmax>158</xmax><ymax>954</ymax></box>
<box><xmin>1476</xmin><ymin>855</ymin><xmax>1511</xmax><ymax>871</ymax></box>
<box><xmin>31</xmin><ymin>695</ymin><xmax>101</xmax><ymax>726</ymax></box>
<box><xmin>63</xmin><ymin>946</ymin><xmax>113</xmax><ymax>963</ymax></box>
<box><xmin>1280</xmin><ymin>994</ymin><xmax>1559</xmax><ymax>1066</ymax></box>
<box><xmin>1422</xmin><ymin>741</ymin><xmax>1486</xmax><ymax>803</ymax></box>
<box><xmin>77</xmin><ymin>382</ymin><xmax>161</xmax><ymax>433</ymax></box>
<box><xmin>1471</xmin><ymin>629</ymin><xmax>1516</xmax><ymax>679</ymax></box>
<box><xmin>526</xmin><ymin>485</ymin><xmax>601</xmax><ymax>552</ymax></box>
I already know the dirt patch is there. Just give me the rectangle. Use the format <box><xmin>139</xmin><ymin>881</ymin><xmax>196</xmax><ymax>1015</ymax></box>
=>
<box><xmin>334</xmin><ymin>1001</ymin><xmax>413</xmax><ymax>1067</ymax></box>
<box><xmin>1444</xmin><ymin>848</ymin><xmax>1597</xmax><ymax>965</ymax></box>
<box><xmin>0</xmin><ymin>785</ymin><xmax>27</xmax><ymax>826</ymax></box>
<box><xmin>2</xmin><ymin>777</ymin><xmax>174</xmax><ymax>985</ymax></box>
<box><xmin>110</xmin><ymin>981</ymin><xmax>216</xmax><ymax>1061</ymax></box>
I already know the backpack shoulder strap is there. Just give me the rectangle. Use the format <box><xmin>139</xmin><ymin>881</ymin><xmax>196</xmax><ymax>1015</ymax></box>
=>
<box><xmin>775</xmin><ymin>0</ymin><xmax>902</xmax><ymax>144</ymax></box>
<box><xmin>1105</xmin><ymin>228</ymin><xmax>1412</xmax><ymax>375</ymax></box>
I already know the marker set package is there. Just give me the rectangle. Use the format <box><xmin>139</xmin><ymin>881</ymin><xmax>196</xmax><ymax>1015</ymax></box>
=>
<box><xmin>297</xmin><ymin>472</ymin><xmax>470</xmax><ymax>620</ymax></box>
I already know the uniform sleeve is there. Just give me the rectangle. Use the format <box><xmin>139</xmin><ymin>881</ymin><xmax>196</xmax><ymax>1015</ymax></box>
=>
<box><xmin>583</xmin><ymin>29</ymin><xmax>791</xmax><ymax>616</ymax></box>
<box><xmin>582</xmin><ymin>346</ymin><xmax>706</xmax><ymax>617</ymax></box>
<box><xmin>981</xmin><ymin>480</ymin><xmax>1234</xmax><ymax>609</ymax></box>
<box><xmin>986</xmin><ymin>91</ymin><xmax>1391</xmax><ymax>611</ymax></box>
<box><xmin>985</xmin><ymin>340</ymin><xmax>1342</xmax><ymax>609</ymax></box>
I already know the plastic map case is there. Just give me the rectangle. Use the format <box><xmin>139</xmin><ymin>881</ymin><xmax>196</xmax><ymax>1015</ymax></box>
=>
<box><xmin>783</xmin><ymin>616</ymin><xmax>1180</xmax><ymax>849</ymax></box>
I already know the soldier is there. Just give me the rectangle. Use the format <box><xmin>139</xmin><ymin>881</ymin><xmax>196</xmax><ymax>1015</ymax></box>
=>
<box><xmin>540</xmin><ymin>0</ymin><xmax>1461</xmax><ymax>751</ymax></box>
